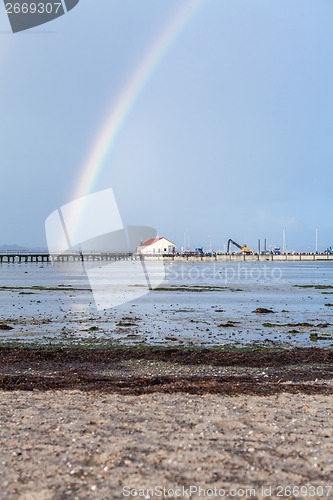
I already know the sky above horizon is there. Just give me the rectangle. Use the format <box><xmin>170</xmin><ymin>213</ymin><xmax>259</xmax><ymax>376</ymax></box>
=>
<box><xmin>0</xmin><ymin>0</ymin><xmax>333</xmax><ymax>252</ymax></box>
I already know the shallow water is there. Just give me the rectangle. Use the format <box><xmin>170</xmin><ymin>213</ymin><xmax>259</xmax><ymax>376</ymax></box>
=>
<box><xmin>0</xmin><ymin>260</ymin><xmax>332</xmax><ymax>347</ymax></box>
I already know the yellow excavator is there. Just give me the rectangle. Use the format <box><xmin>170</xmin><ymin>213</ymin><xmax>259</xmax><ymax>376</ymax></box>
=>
<box><xmin>227</xmin><ymin>239</ymin><xmax>253</xmax><ymax>254</ymax></box>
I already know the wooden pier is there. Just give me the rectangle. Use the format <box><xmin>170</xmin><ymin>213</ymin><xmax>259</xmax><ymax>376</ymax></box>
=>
<box><xmin>0</xmin><ymin>253</ymin><xmax>51</xmax><ymax>263</ymax></box>
<box><xmin>0</xmin><ymin>252</ymin><xmax>140</xmax><ymax>264</ymax></box>
<box><xmin>0</xmin><ymin>252</ymin><xmax>333</xmax><ymax>264</ymax></box>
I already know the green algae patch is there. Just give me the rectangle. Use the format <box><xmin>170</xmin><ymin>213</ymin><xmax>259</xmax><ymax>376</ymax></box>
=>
<box><xmin>294</xmin><ymin>285</ymin><xmax>333</xmax><ymax>289</ymax></box>
<box><xmin>218</xmin><ymin>321</ymin><xmax>240</xmax><ymax>328</ymax></box>
<box><xmin>0</xmin><ymin>323</ymin><xmax>13</xmax><ymax>331</ymax></box>
<box><xmin>263</xmin><ymin>322</ymin><xmax>331</xmax><ymax>329</ymax></box>
<box><xmin>0</xmin><ymin>285</ymin><xmax>91</xmax><ymax>292</ymax></box>
<box><xmin>81</xmin><ymin>326</ymin><xmax>99</xmax><ymax>332</ymax></box>
<box><xmin>154</xmin><ymin>286</ymin><xmax>244</xmax><ymax>292</ymax></box>
<box><xmin>310</xmin><ymin>333</ymin><xmax>333</xmax><ymax>341</ymax></box>
<box><xmin>252</xmin><ymin>308</ymin><xmax>275</xmax><ymax>314</ymax></box>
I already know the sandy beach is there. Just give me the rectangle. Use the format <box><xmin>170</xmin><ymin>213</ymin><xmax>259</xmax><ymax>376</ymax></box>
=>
<box><xmin>1</xmin><ymin>391</ymin><xmax>332</xmax><ymax>499</ymax></box>
<box><xmin>1</xmin><ymin>347</ymin><xmax>333</xmax><ymax>499</ymax></box>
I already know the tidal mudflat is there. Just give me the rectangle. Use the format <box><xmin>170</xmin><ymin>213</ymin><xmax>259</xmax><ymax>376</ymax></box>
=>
<box><xmin>0</xmin><ymin>260</ymin><xmax>333</xmax><ymax>348</ymax></box>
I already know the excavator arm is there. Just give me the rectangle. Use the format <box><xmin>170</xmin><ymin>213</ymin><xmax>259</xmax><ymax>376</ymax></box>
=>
<box><xmin>227</xmin><ymin>239</ymin><xmax>253</xmax><ymax>254</ymax></box>
<box><xmin>227</xmin><ymin>239</ymin><xmax>243</xmax><ymax>253</ymax></box>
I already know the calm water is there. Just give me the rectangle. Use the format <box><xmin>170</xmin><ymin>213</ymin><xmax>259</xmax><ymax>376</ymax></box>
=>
<box><xmin>0</xmin><ymin>260</ymin><xmax>333</xmax><ymax>347</ymax></box>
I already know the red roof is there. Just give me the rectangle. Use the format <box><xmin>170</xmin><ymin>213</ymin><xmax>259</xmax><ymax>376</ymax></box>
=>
<box><xmin>140</xmin><ymin>237</ymin><xmax>175</xmax><ymax>247</ymax></box>
<box><xmin>140</xmin><ymin>237</ymin><xmax>163</xmax><ymax>247</ymax></box>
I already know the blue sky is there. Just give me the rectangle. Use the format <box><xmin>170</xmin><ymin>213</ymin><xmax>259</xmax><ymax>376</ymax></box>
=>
<box><xmin>0</xmin><ymin>0</ymin><xmax>332</xmax><ymax>252</ymax></box>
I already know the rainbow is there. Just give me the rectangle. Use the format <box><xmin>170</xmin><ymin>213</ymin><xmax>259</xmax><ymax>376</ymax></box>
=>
<box><xmin>73</xmin><ymin>0</ymin><xmax>204</xmax><ymax>202</ymax></box>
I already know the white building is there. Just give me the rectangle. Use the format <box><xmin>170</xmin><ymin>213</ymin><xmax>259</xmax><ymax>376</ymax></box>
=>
<box><xmin>136</xmin><ymin>237</ymin><xmax>176</xmax><ymax>255</ymax></box>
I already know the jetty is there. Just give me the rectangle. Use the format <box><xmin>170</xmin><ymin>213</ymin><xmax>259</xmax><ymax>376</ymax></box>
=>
<box><xmin>0</xmin><ymin>251</ymin><xmax>333</xmax><ymax>264</ymax></box>
<box><xmin>0</xmin><ymin>252</ymin><xmax>140</xmax><ymax>264</ymax></box>
<box><xmin>167</xmin><ymin>253</ymin><xmax>333</xmax><ymax>262</ymax></box>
